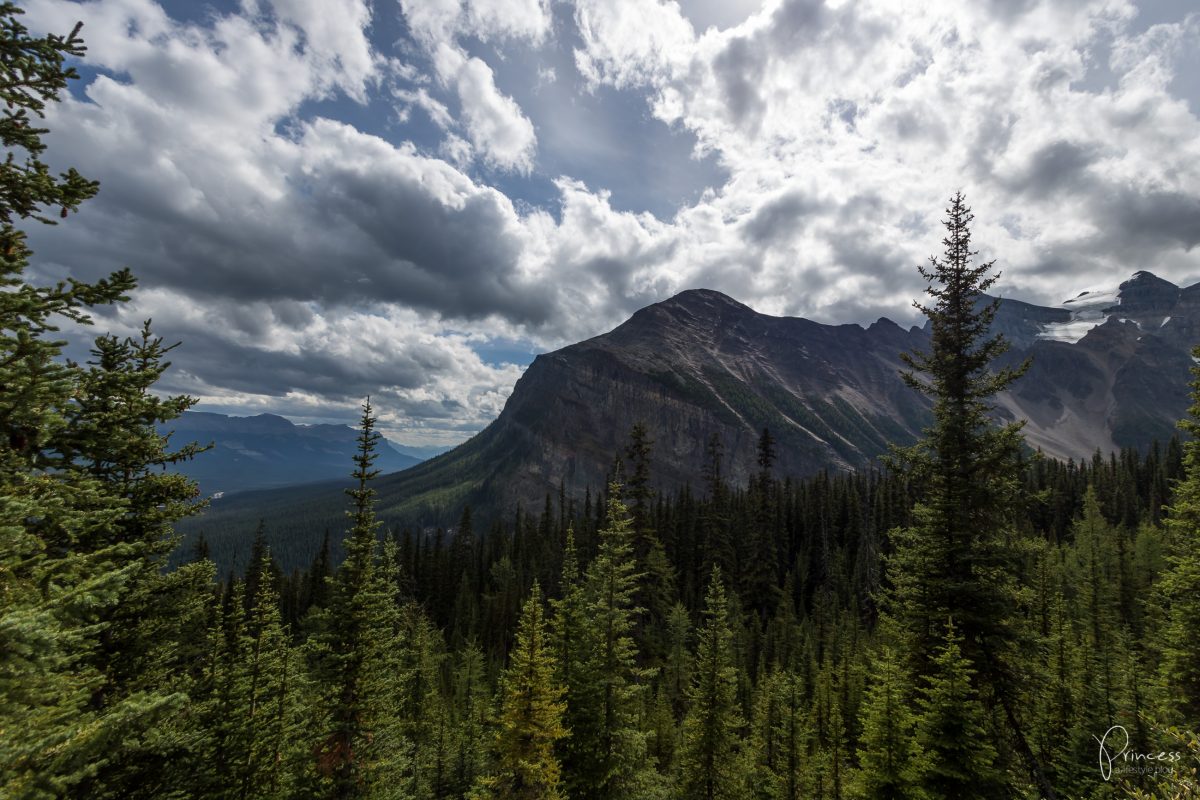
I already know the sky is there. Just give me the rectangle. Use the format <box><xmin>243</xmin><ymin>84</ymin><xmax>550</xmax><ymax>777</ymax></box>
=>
<box><xmin>22</xmin><ymin>0</ymin><xmax>1200</xmax><ymax>446</ymax></box>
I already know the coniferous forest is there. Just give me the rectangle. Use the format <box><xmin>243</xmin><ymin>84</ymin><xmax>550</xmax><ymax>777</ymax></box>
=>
<box><xmin>3</xmin><ymin>6</ymin><xmax>1200</xmax><ymax>800</ymax></box>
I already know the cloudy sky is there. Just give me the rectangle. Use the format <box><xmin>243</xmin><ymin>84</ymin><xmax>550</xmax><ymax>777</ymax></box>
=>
<box><xmin>23</xmin><ymin>0</ymin><xmax>1200</xmax><ymax>445</ymax></box>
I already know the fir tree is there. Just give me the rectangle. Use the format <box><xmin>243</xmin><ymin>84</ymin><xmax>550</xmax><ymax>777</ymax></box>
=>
<box><xmin>768</xmin><ymin>670</ymin><xmax>810</xmax><ymax>800</ymax></box>
<box><xmin>230</xmin><ymin>547</ymin><xmax>299</xmax><ymax>799</ymax></box>
<box><xmin>887</xmin><ymin>193</ymin><xmax>1049</xmax><ymax>797</ymax></box>
<box><xmin>306</xmin><ymin>399</ymin><xmax>401</xmax><ymax>798</ymax></box>
<box><xmin>451</xmin><ymin>640</ymin><xmax>489</xmax><ymax>798</ymax></box>
<box><xmin>0</xmin><ymin>9</ymin><xmax>213</xmax><ymax>794</ymax></box>
<box><xmin>565</xmin><ymin>487</ymin><xmax>663</xmax><ymax>798</ymax></box>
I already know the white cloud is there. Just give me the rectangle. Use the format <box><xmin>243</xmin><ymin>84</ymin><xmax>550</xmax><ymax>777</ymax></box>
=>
<box><xmin>398</xmin><ymin>0</ymin><xmax>545</xmax><ymax>171</ymax></box>
<box><xmin>448</xmin><ymin>51</ymin><xmax>538</xmax><ymax>171</ymax></box>
<box><xmin>21</xmin><ymin>0</ymin><xmax>1200</xmax><ymax>443</ymax></box>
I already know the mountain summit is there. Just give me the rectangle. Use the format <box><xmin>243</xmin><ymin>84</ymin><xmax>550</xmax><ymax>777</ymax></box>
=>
<box><xmin>189</xmin><ymin>272</ymin><xmax>1199</xmax><ymax>541</ymax></box>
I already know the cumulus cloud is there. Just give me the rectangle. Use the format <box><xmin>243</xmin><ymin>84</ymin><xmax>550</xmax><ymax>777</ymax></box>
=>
<box><xmin>20</xmin><ymin>0</ymin><xmax>1200</xmax><ymax>445</ymax></box>
<box><xmin>399</xmin><ymin>0</ymin><xmax>546</xmax><ymax>171</ymax></box>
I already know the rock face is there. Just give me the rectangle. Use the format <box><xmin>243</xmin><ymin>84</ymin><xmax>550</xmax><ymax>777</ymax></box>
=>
<box><xmin>488</xmin><ymin>289</ymin><xmax>932</xmax><ymax>503</ymax></box>
<box><xmin>191</xmin><ymin>271</ymin><xmax>1200</xmax><ymax>532</ymax></box>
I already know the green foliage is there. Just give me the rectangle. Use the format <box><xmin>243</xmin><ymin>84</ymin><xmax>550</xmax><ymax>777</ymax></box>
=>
<box><xmin>676</xmin><ymin>568</ymin><xmax>750</xmax><ymax>800</ymax></box>
<box><xmin>566</xmin><ymin>486</ymin><xmax>665</xmax><ymax>798</ymax></box>
<box><xmin>0</xmin><ymin>6</ymin><xmax>208</xmax><ymax>796</ymax></box>
<box><xmin>853</xmin><ymin>646</ymin><xmax>923</xmax><ymax>800</ymax></box>
<box><xmin>305</xmin><ymin>399</ymin><xmax>409</xmax><ymax>798</ymax></box>
<box><xmin>888</xmin><ymin>193</ymin><xmax>1027</xmax><ymax>675</ymax></box>
<box><xmin>477</xmin><ymin>582</ymin><xmax>567</xmax><ymax>800</ymax></box>
<box><xmin>911</xmin><ymin>620</ymin><xmax>1004</xmax><ymax>800</ymax></box>
<box><xmin>1155</xmin><ymin>345</ymin><xmax>1200</xmax><ymax>725</ymax></box>
<box><xmin>2</xmin><ymin>68</ymin><xmax>1196</xmax><ymax>800</ymax></box>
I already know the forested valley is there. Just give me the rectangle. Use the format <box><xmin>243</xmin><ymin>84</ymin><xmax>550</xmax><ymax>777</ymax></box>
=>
<box><xmin>3</xmin><ymin>5</ymin><xmax>1199</xmax><ymax>799</ymax></box>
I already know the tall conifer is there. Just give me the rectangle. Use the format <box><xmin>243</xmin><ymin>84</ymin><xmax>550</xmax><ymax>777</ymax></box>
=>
<box><xmin>887</xmin><ymin>193</ymin><xmax>1050</xmax><ymax>797</ymax></box>
<box><xmin>677</xmin><ymin>567</ymin><xmax>750</xmax><ymax>800</ymax></box>
<box><xmin>478</xmin><ymin>583</ymin><xmax>567</xmax><ymax>800</ymax></box>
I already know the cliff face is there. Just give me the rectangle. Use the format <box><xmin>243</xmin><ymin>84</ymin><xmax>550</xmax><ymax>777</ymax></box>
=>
<box><xmin>491</xmin><ymin>289</ymin><xmax>931</xmax><ymax>503</ymax></box>
<box><xmin>421</xmin><ymin>272</ymin><xmax>1200</xmax><ymax>516</ymax></box>
<box><xmin>190</xmin><ymin>271</ymin><xmax>1200</xmax><ymax>536</ymax></box>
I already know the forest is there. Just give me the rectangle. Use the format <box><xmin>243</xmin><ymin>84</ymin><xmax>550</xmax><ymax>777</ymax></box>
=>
<box><xmin>2</xmin><ymin>5</ymin><xmax>1199</xmax><ymax>799</ymax></box>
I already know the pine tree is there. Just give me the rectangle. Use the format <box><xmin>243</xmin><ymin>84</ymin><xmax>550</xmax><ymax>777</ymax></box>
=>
<box><xmin>551</xmin><ymin>526</ymin><xmax>589</xmax><ymax>783</ymax></box>
<box><xmin>746</xmin><ymin>428</ymin><xmax>780</xmax><ymax>619</ymax></box>
<box><xmin>451</xmin><ymin>640</ymin><xmax>489</xmax><ymax>798</ymax></box>
<box><xmin>229</xmin><ymin>547</ymin><xmax>300</xmax><ymax>799</ymax></box>
<box><xmin>768</xmin><ymin>670</ymin><xmax>810</xmax><ymax>800</ymax></box>
<box><xmin>478</xmin><ymin>582</ymin><xmax>567</xmax><ymax>800</ymax></box>
<box><xmin>565</xmin><ymin>488</ymin><xmax>664</xmax><ymax>798</ymax></box>
<box><xmin>676</xmin><ymin>567</ymin><xmax>750</xmax><ymax>800</ymax></box>
<box><xmin>0</xmin><ymin>9</ymin><xmax>216</xmax><ymax>794</ymax></box>
<box><xmin>663</xmin><ymin>602</ymin><xmax>692</xmax><ymax>719</ymax></box>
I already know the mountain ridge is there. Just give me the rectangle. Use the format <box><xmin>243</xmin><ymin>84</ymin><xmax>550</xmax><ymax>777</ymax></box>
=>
<box><xmin>181</xmin><ymin>271</ymin><xmax>1200</xmax><ymax>563</ymax></box>
<box><xmin>165</xmin><ymin>411</ymin><xmax>423</xmax><ymax>496</ymax></box>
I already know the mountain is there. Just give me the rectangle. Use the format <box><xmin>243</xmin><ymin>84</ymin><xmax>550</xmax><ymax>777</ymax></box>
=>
<box><xmin>166</xmin><ymin>412</ymin><xmax>421</xmax><ymax>495</ymax></box>
<box><xmin>181</xmin><ymin>271</ymin><xmax>1200</xmax><ymax>563</ymax></box>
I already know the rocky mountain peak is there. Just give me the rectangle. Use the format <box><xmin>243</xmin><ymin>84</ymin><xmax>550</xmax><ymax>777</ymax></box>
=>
<box><xmin>1112</xmin><ymin>270</ymin><xmax>1180</xmax><ymax>315</ymax></box>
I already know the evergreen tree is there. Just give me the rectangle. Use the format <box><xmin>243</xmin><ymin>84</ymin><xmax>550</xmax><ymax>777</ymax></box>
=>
<box><xmin>887</xmin><ymin>193</ymin><xmax>1049</xmax><ymax>797</ymax></box>
<box><xmin>1154</xmin><ymin>344</ymin><xmax>1200</xmax><ymax>725</ymax></box>
<box><xmin>565</xmin><ymin>488</ymin><xmax>663</xmax><ymax>798</ymax></box>
<box><xmin>677</xmin><ymin>568</ymin><xmax>750</xmax><ymax>800</ymax></box>
<box><xmin>229</xmin><ymin>547</ymin><xmax>300</xmax><ymax>799</ymax></box>
<box><xmin>911</xmin><ymin>620</ymin><xmax>1003</xmax><ymax>800</ymax></box>
<box><xmin>853</xmin><ymin>646</ymin><xmax>923</xmax><ymax>800</ymax></box>
<box><xmin>0</xmin><ymin>9</ymin><xmax>213</xmax><ymax>794</ymax></box>
<box><xmin>451</xmin><ymin>640</ymin><xmax>489</xmax><ymax>798</ymax></box>
<box><xmin>768</xmin><ymin>670</ymin><xmax>810</xmax><ymax>800</ymax></box>
<box><xmin>306</xmin><ymin>399</ymin><xmax>402</xmax><ymax>798</ymax></box>
<box><xmin>478</xmin><ymin>583</ymin><xmax>567</xmax><ymax>800</ymax></box>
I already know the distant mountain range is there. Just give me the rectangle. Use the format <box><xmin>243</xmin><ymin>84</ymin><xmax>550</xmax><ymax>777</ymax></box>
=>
<box><xmin>181</xmin><ymin>270</ymin><xmax>1200</xmax><ymax>567</ymax></box>
<box><xmin>165</xmin><ymin>412</ymin><xmax>429</xmax><ymax>495</ymax></box>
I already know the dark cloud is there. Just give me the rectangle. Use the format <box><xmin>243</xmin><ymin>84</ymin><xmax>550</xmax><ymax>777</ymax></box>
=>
<box><xmin>1005</xmin><ymin>140</ymin><xmax>1102</xmax><ymax>197</ymax></box>
<box><xmin>1097</xmin><ymin>187</ymin><xmax>1200</xmax><ymax>253</ymax></box>
<box><xmin>767</xmin><ymin>0</ymin><xmax>829</xmax><ymax>50</ymax></box>
<box><xmin>713</xmin><ymin>35</ymin><xmax>767</xmax><ymax>132</ymax></box>
<box><xmin>29</xmin><ymin>122</ymin><xmax>553</xmax><ymax>328</ymax></box>
<box><xmin>742</xmin><ymin>190</ymin><xmax>820</xmax><ymax>246</ymax></box>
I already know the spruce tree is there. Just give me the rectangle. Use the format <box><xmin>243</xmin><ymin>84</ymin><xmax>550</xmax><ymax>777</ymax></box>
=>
<box><xmin>0</xmin><ymin>8</ymin><xmax>209</xmax><ymax>794</ymax></box>
<box><xmin>565</xmin><ymin>488</ymin><xmax>664</xmax><ymax>798</ymax></box>
<box><xmin>768</xmin><ymin>670</ymin><xmax>810</xmax><ymax>800</ymax></box>
<box><xmin>1154</xmin><ymin>344</ymin><xmax>1200</xmax><ymax>725</ymax></box>
<box><xmin>911</xmin><ymin>620</ymin><xmax>1003</xmax><ymax>800</ymax></box>
<box><xmin>230</xmin><ymin>547</ymin><xmax>300</xmax><ymax>799</ymax></box>
<box><xmin>306</xmin><ymin>399</ymin><xmax>402</xmax><ymax>798</ymax></box>
<box><xmin>551</xmin><ymin>527</ymin><xmax>589</xmax><ymax>783</ymax></box>
<box><xmin>676</xmin><ymin>567</ymin><xmax>750</xmax><ymax>800</ymax></box>
<box><xmin>451</xmin><ymin>640</ymin><xmax>489</xmax><ymax>798</ymax></box>
<box><xmin>887</xmin><ymin>193</ymin><xmax>1050</xmax><ymax>797</ymax></box>
<box><xmin>478</xmin><ymin>582</ymin><xmax>567</xmax><ymax>800</ymax></box>
<box><xmin>853</xmin><ymin>646</ymin><xmax>923</xmax><ymax>800</ymax></box>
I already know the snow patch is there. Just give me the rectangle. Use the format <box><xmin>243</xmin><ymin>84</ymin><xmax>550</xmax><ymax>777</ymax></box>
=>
<box><xmin>1037</xmin><ymin>285</ymin><xmax>1119</xmax><ymax>343</ymax></box>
